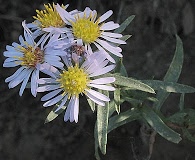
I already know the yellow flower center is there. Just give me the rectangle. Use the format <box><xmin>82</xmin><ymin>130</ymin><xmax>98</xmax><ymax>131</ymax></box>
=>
<box><xmin>33</xmin><ymin>3</ymin><xmax>65</xmax><ymax>28</ymax></box>
<box><xmin>58</xmin><ymin>65</ymin><xmax>89</xmax><ymax>97</ymax></box>
<box><xmin>71</xmin><ymin>13</ymin><xmax>101</xmax><ymax>44</ymax></box>
<box><xmin>17</xmin><ymin>44</ymin><xmax>44</xmax><ymax>67</ymax></box>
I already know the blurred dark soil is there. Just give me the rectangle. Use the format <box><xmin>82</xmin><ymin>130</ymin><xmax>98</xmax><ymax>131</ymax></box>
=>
<box><xmin>1</xmin><ymin>0</ymin><xmax>195</xmax><ymax>160</ymax></box>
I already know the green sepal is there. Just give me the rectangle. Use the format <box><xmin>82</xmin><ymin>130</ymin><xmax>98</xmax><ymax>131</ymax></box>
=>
<box><xmin>45</xmin><ymin>104</ymin><xmax>67</xmax><ymax>124</ymax></box>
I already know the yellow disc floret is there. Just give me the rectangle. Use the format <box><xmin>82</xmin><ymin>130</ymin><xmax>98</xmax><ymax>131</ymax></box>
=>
<box><xmin>17</xmin><ymin>44</ymin><xmax>44</xmax><ymax>67</ymax></box>
<box><xmin>58</xmin><ymin>65</ymin><xmax>89</xmax><ymax>97</ymax></box>
<box><xmin>71</xmin><ymin>13</ymin><xmax>101</xmax><ymax>44</ymax></box>
<box><xmin>33</xmin><ymin>3</ymin><xmax>65</xmax><ymax>28</ymax></box>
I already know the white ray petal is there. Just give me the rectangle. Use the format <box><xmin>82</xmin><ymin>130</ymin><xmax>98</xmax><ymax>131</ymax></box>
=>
<box><xmin>90</xmin><ymin>77</ymin><xmax>115</xmax><ymax>84</ymax></box>
<box><xmin>69</xmin><ymin>96</ymin><xmax>79</xmax><ymax>122</ymax></box>
<box><xmin>101</xmin><ymin>32</ymin><xmax>122</xmax><ymax>38</ymax></box>
<box><xmin>37</xmin><ymin>84</ymin><xmax>60</xmax><ymax>92</ymax></box>
<box><xmin>85</xmin><ymin>90</ymin><xmax>105</xmax><ymax>106</ymax></box>
<box><xmin>64</xmin><ymin>96</ymin><xmax>75</xmax><ymax>122</ymax></box>
<box><xmin>94</xmin><ymin>42</ymin><xmax>116</xmax><ymax>63</ymax></box>
<box><xmin>41</xmin><ymin>89</ymin><xmax>63</xmax><ymax>101</ymax></box>
<box><xmin>54</xmin><ymin>94</ymin><xmax>68</xmax><ymax>112</ymax></box>
<box><xmin>100</xmin><ymin>35</ymin><xmax>126</xmax><ymax>44</ymax></box>
<box><xmin>43</xmin><ymin>94</ymin><xmax>64</xmax><ymax>107</ymax></box>
<box><xmin>37</xmin><ymin>78</ymin><xmax>57</xmax><ymax>84</ymax></box>
<box><xmin>86</xmin><ymin>60</ymin><xmax>109</xmax><ymax>75</ymax></box>
<box><xmin>100</xmin><ymin>22</ymin><xmax>119</xmax><ymax>30</ymax></box>
<box><xmin>73</xmin><ymin>97</ymin><xmax>79</xmax><ymax>123</ymax></box>
<box><xmin>88</xmin><ymin>84</ymin><xmax>115</xmax><ymax>91</ymax></box>
<box><xmin>83</xmin><ymin>7</ymin><xmax>92</xmax><ymax>18</ymax></box>
<box><xmin>96</xmin><ymin>39</ymin><xmax>123</xmax><ymax>57</ymax></box>
<box><xmin>85</xmin><ymin>89</ymin><xmax>110</xmax><ymax>101</ymax></box>
<box><xmin>55</xmin><ymin>4</ymin><xmax>74</xmax><ymax>24</ymax></box>
<box><xmin>98</xmin><ymin>10</ymin><xmax>113</xmax><ymax>24</ymax></box>
<box><xmin>89</xmin><ymin>65</ymin><xmax>115</xmax><ymax>77</ymax></box>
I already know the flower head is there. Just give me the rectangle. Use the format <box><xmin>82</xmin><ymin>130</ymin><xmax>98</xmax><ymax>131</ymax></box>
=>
<box><xmin>56</xmin><ymin>5</ymin><xmax>126</xmax><ymax>63</ymax></box>
<box><xmin>26</xmin><ymin>3</ymin><xmax>72</xmax><ymax>40</ymax></box>
<box><xmin>37</xmin><ymin>51</ymin><xmax>115</xmax><ymax>123</ymax></box>
<box><xmin>3</xmin><ymin>21</ymin><xmax>64</xmax><ymax>97</ymax></box>
<box><xmin>33</xmin><ymin>3</ymin><xmax>66</xmax><ymax>29</ymax></box>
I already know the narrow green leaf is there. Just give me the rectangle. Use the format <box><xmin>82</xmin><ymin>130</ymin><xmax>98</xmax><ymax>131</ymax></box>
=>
<box><xmin>167</xmin><ymin>112</ymin><xmax>187</xmax><ymax>126</ymax></box>
<box><xmin>108</xmin><ymin>108</ymin><xmax>141</xmax><ymax>133</ymax></box>
<box><xmin>121</xmin><ymin>89</ymin><xmax>157</xmax><ymax>104</ymax></box>
<box><xmin>112</xmin><ymin>74</ymin><xmax>155</xmax><ymax>94</ymax></box>
<box><xmin>94</xmin><ymin>125</ymin><xmax>101</xmax><ymax>160</ymax></box>
<box><xmin>141</xmin><ymin>106</ymin><xmax>182</xmax><ymax>143</ymax></box>
<box><xmin>183</xmin><ymin>109</ymin><xmax>195</xmax><ymax>126</ymax></box>
<box><xmin>114</xmin><ymin>88</ymin><xmax>121</xmax><ymax>114</ymax></box>
<box><xmin>167</xmin><ymin>109</ymin><xmax>195</xmax><ymax>127</ymax></box>
<box><xmin>109</xmin><ymin>100</ymin><xmax>117</xmax><ymax>117</ymax></box>
<box><xmin>120</xmin><ymin>35</ymin><xmax>132</xmax><ymax>43</ymax></box>
<box><xmin>123</xmin><ymin>97</ymin><xmax>142</xmax><ymax>107</ymax></box>
<box><xmin>96</xmin><ymin>91</ymin><xmax>109</xmax><ymax>154</ymax></box>
<box><xmin>154</xmin><ymin>35</ymin><xmax>184</xmax><ymax>110</ymax></box>
<box><xmin>114</xmin><ymin>15</ymin><xmax>135</xmax><ymax>33</ymax></box>
<box><xmin>115</xmin><ymin>58</ymin><xmax>128</xmax><ymax>77</ymax></box>
<box><xmin>182</xmin><ymin>128</ymin><xmax>195</xmax><ymax>142</ymax></box>
<box><xmin>45</xmin><ymin>105</ymin><xmax>66</xmax><ymax>123</ymax></box>
<box><xmin>142</xmin><ymin>80</ymin><xmax>195</xmax><ymax>93</ymax></box>
<box><xmin>87</xmin><ymin>98</ymin><xmax>96</xmax><ymax>112</ymax></box>
<box><xmin>179</xmin><ymin>94</ymin><xmax>185</xmax><ymax>111</ymax></box>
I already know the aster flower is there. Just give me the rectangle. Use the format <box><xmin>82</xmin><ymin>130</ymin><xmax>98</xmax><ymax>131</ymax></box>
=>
<box><xmin>56</xmin><ymin>5</ymin><xmax>126</xmax><ymax>63</ymax></box>
<box><xmin>3</xmin><ymin>21</ymin><xmax>64</xmax><ymax>97</ymax></box>
<box><xmin>37</xmin><ymin>51</ymin><xmax>116</xmax><ymax>123</ymax></box>
<box><xmin>26</xmin><ymin>3</ymin><xmax>78</xmax><ymax>40</ymax></box>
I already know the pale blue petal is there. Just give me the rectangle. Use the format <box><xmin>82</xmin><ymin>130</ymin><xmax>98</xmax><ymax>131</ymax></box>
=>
<box><xmin>54</xmin><ymin>94</ymin><xmax>68</xmax><ymax>112</ymax></box>
<box><xmin>5</xmin><ymin>67</ymin><xmax>25</xmax><ymax>82</ymax></box>
<box><xmin>37</xmin><ymin>84</ymin><xmax>60</xmax><ymax>92</ymax></box>
<box><xmin>43</xmin><ymin>94</ymin><xmax>64</xmax><ymax>107</ymax></box>
<box><xmin>19</xmin><ymin>69</ymin><xmax>33</xmax><ymax>96</ymax></box>
<box><xmin>41</xmin><ymin>89</ymin><xmax>62</xmax><ymax>101</ymax></box>
<box><xmin>31</xmin><ymin>69</ymin><xmax>39</xmax><ymax>97</ymax></box>
<box><xmin>8</xmin><ymin>68</ymin><xmax>32</xmax><ymax>88</ymax></box>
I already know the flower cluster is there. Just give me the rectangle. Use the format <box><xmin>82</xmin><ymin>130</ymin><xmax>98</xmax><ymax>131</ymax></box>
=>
<box><xmin>3</xmin><ymin>3</ymin><xmax>126</xmax><ymax>123</ymax></box>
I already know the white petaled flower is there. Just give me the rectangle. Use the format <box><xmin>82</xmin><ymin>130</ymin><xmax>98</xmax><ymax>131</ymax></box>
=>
<box><xmin>26</xmin><ymin>3</ymin><xmax>77</xmax><ymax>40</ymax></box>
<box><xmin>56</xmin><ymin>5</ymin><xmax>126</xmax><ymax>63</ymax></box>
<box><xmin>37</xmin><ymin>51</ymin><xmax>116</xmax><ymax>123</ymax></box>
<box><xmin>3</xmin><ymin>21</ymin><xmax>64</xmax><ymax>97</ymax></box>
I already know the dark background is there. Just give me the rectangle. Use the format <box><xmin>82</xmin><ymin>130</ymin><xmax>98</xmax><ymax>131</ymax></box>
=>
<box><xmin>1</xmin><ymin>0</ymin><xmax>195</xmax><ymax>159</ymax></box>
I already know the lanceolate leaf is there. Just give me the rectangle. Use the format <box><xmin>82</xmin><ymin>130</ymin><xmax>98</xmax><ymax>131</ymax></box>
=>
<box><xmin>182</xmin><ymin>128</ymin><xmax>195</xmax><ymax>142</ymax></box>
<box><xmin>45</xmin><ymin>105</ymin><xmax>67</xmax><ymax>123</ymax></box>
<box><xmin>94</xmin><ymin>125</ymin><xmax>101</xmax><ymax>160</ymax></box>
<box><xmin>96</xmin><ymin>91</ymin><xmax>109</xmax><ymax>155</ymax></box>
<box><xmin>87</xmin><ymin>98</ymin><xmax>96</xmax><ymax>112</ymax></box>
<box><xmin>114</xmin><ymin>58</ymin><xmax>128</xmax><ymax>77</ymax></box>
<box><xmin>114</xmin><ymin>15</ymin><xmax>135</xmax><ymax>34</ymax></box>
<box><xmin>108</xmin><ymin>108</ymin><xmax>141</xmax><ymax>133</ymax></box>
<box><xmin>153</xmin><ymin>35</ymin><xmax>184</xmax><ymax>110</ymax></box>
<box><xmin>114</xmin><ymin>88</ymin><xmax>121</xmax><ymax>114</ymax></box>
<box><xmin>112</xmin><ymin>74</ymin><xmax>155</xmax><ymax>94</ymax></box>
<box><xmin>142</xmin><ymin>80</ymin><xmax>195</xmax><ymax>93</ymax></box>
<box><xmin>141</xmin><ymin>106</ymin><xmax>182</xmax><ymax>143</ymax></box>
<box><xmin>179</xmin><ymin>94</ymin><xmax>185</xmax><ymax>111</ymax></box>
